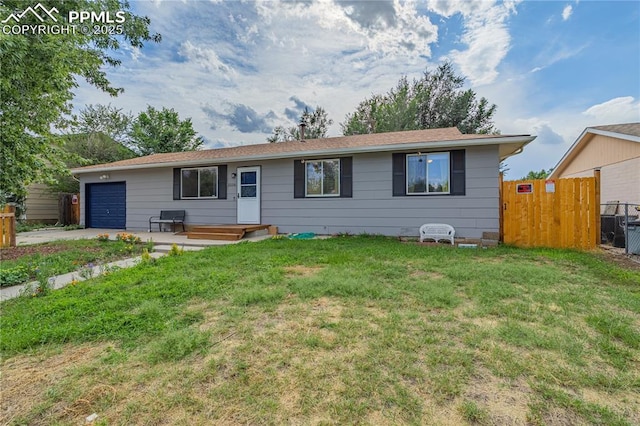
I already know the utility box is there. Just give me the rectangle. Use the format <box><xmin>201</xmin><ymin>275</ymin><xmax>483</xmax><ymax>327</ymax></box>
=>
<box><xmin>628</xmin><ymin>220</ymin><xmax>640</xmax><ymax>255</ymax></box>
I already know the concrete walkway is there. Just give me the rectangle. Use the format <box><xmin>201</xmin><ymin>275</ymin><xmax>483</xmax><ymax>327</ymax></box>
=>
<box><xmin>0</xmin><ymin>252</ymin><xmax>165</xmax><ymax>301</ymax></box>
<box><xmin>1</xmin><ymin>228</ymin><xmax>271</xmax><ymax>302</ymax></box>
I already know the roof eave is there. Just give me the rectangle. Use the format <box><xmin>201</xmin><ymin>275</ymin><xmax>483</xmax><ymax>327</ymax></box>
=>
<box><xmin>72</xmin><ymin>135</ymin><xmax>535</xmax><ymax>175</ymax></box>
<box><xmin>548</xmin><ymin>128</ymin><xmax>591</xmax><ymax>179</ymax></box>
<box><xmin>589</xmin><ymin>127</ymin><xmax>640</xmax><ymax>143</ymax></box>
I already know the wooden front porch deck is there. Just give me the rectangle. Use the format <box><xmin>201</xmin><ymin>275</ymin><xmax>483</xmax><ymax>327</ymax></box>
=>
<box><xmin>184</xmin><ymin>224</ymin><xmax>271</xmax><ymax>241</ymax></box>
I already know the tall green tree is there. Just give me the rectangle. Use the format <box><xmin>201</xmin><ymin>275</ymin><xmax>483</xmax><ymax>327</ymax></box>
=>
<box><xmin>342</xmin><ymin>62</ymin><xmax>498</xmax><ymax>136</ymax></box>
<box><xmin>49</xmin><ymin>132</ymin><xmax>138</xmax><ymax>193</ymax></box>
<box><xmin>0</xmin><ymin>0</ymin><xmax>160</xmax><ymax>203</ymax></box>
<box><xmin>130</xmin><ymin>106</ymin><xmax>204</xmax><ymax>155</ymax></box>
<box><xmin>268</xmin><ymin>107</ymin><xmax>333</xmax><ymax>142</ymax></box>
<box><xmin>72</xmin><ymin>104</ymin><xmax>133</xmax><ymax>146</ymax></box>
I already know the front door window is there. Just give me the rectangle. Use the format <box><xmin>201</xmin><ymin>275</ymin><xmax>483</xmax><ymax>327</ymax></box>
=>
<box><xmin>240</xmin><ymin>171</ymin><xmax>257</xmax><ymax>198</ymax></box>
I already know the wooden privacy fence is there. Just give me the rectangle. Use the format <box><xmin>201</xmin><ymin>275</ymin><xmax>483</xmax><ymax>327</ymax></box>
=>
<box><xmin>500</xmin><ymin>173</ymin><xmax>600</xmax><ymax>250</ymax></box>
<box><xmin>1</xmin><ymin>205</ymin><xmax>17</xmax><ymax>248</ymax></box>
<box><xmin>58</xmin><ymin>193</ymin><xmax>80</xmax><ymax>226</ymax></box>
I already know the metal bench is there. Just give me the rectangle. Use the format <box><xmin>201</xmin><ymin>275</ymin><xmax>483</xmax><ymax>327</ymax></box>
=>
<box><xmin>149</xmin><ymin>210</ymin><xmax>186</xmax><ymax>232</ymax></box>
<box><xmin>419</xmin><ymin>223</ymin><xmax>455</xmax><ymax>245</ymax></box>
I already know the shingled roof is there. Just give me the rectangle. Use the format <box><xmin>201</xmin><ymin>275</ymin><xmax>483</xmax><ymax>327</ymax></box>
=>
<box><xmin>72</xmin><ymin>127</ymin><xmax>534</xmax><ymax>174</ymax></box>
<box><xmin>591</xmin><ymin>123</ymin><xmax>640</xmax><ymax>138</ymax></box>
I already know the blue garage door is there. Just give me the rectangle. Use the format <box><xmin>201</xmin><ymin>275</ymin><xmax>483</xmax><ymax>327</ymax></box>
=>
<box><xmin>86</xmin><ymin>182</ymin><xmax>126</xmax><ymax>229</ymax></box>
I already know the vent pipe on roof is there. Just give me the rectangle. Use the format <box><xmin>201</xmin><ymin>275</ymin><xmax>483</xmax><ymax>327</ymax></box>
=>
<box><xmin>299</xmin><ymin>121</ymin><xmax>306</xmax><ymax>142</ymax></box>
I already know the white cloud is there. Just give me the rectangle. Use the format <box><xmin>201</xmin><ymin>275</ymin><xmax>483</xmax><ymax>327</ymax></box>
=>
<box><xmin>562</xmin><ymin>5</ymin><xmax>573</xmax><ymax>21</ymax></box>
<box><xmin>582</xmin><ymin>97</ymin><xmax>640</xmax><ymax>124</ymax></box>
<box><xmin>427</xmin><ymin>0</ymin><xmax>519</xmax><ymax>86</ymax></box>
<box><xmin>178</xmin><ymin>41</ymin><xmax>234</xmax><ymax>76</ymax></box>
<box><xmin>255</xmin><ymin>0</ymin><xmax>438</xmax><ymax>59</ymax></box>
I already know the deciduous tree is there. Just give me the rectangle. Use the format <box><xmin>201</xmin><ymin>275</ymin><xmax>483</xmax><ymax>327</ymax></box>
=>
<box><xmin>71</xmin><ymin>104</ymin><xmax>133</xmax><ymax>146</ymax></box>
<box><xmin>130</xmin><ymin>106</ymin><xmax>204</xmax><ymax>155</ymax></box>
<box><xmin>49</xmin><ymin>132</ymin><xmax>137</xmax><ymax>193</ymax></box>
<box><xmin>342</xmin><ymin>62</ymin><xmax>498</xmax><ymax>136</ymax></box>
<box><xmin>0</xmin><ymin>0</ymin><xmax>160</xmax><ymax>203</ymax></box>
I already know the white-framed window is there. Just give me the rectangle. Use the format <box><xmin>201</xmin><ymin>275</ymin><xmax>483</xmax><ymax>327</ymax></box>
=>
<box><xmin>305</xmin><ymin>159</ymin><xmax>340</xmax><ymax>197</ymax></box>
<box><xmin>181</xmin><ymin>167</ymin><xmax>218</xmax><ymax>199</ymax></box>
<box><xmin>406</xmin><ymin>152</ymin><xmax>450</xmax><ymax>195</ymax></box>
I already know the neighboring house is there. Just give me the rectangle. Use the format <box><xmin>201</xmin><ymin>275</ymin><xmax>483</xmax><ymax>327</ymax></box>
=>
<box><xmin>71</xmin><ymin>127</ymin><xmax>535</xmax><ymax>238</ymax></box>
<box><xmin>549</xmin><ymin>123</ymin><xmax>640</xmax><ymax>208</ymax></box>
<box><xmin>24</xmin><ymin>183</ymin><xmax>58</xmax><ymax>224</ymax></box>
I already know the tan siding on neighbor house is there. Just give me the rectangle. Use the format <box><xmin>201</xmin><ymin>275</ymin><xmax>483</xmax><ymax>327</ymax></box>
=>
<box><xmin>600</xmin><ymin>158</ymin><xmax>640</xmax><ymax>204</ymax></box>
<box><xmin>565</xmin><ymin>158</ymin><xmax>640</xmax><ymax>204</ymax></box>
<box><xmin>558</xmin><ymin>134</ymin><xmax>640</xmax><ymax>176</ymax></box>
<box><xmin>24</xmin><ymin>184</ymin><xmax>58</xmax><ymax>223</ymax></box>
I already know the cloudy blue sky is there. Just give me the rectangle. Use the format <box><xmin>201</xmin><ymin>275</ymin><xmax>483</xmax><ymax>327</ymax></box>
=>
<box><xmin>73</xmin><ymin>0</ymin><xmax>640</xmax><ymax>178</ymax></box>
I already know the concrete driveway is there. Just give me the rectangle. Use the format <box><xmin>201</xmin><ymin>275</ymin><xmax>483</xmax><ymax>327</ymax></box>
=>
<box><xmin>16</xmin><ymin>228</ymin><xmax>267</xmax><ymax>247</ymax></box>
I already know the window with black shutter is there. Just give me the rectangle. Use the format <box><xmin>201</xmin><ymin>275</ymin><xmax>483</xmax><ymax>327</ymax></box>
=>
<box><xmin>294</xmin><ymin>157</ymin><xmax>353</xmax><ymax>198</ymax></box>
<box><xmin>172</xmin><ymin>165</ymin><xmax>227</xmax><ymax>200</ymax></box>
<box><xmin>392</xmin><ymin>150</ymin><xmax>465</xmax><ymax>196</ymax></box>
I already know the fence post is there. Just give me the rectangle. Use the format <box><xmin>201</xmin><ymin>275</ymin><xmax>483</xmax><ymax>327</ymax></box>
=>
<box><xmin>71</xmin><ymin>193</ymin><xmax>80</xmax><ymax>224</ymax></box>
<box><xmin>594</xmin><ymin>169</ymin><xmax>601</xmax><ymax>247</ymax></box>
<box><xmin>1</xmin><ymin>205</ymin><xmax>17</xmax><ymax>248</ymax></box>
<box><xmin>624</xmin><ymin>203</ymin><xmax>629</xmax><ymax>255</ymax></box>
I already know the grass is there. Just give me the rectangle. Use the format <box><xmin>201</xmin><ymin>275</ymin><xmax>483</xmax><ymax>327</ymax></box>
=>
<box><xmin>15</xmin><ymin>222</ymin><xmax>84</xmax><ymax>233</ymax></box>
<box><xmin>0</xmin><ymin>238</ymin><xmax>152</xmax><ymax>287</ymax></box>
<box><xmin>1</xmin><ymin>236</ymin><xmax>639</xmax><ymax>425</ymax></box>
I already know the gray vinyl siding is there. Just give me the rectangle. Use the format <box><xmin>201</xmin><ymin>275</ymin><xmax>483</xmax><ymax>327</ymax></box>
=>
<box><xmin>79</xmin><ymin>145</ymin><xmax>500</xmax><ymax>238</ymax></box>
<box><xmin>262</xmin><ymin>146</ymin><xmax>498</xmax><ymax>238</ymax></box>
<box><xmin>79</xmin><ymin>168</ymin><xmax>236</xmax><ymax>230</ymax></box>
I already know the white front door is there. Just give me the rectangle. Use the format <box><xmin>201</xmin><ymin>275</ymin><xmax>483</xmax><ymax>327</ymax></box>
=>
<box><xmin>236</xmin><ymin>166</ymin><xmax>261</xmax><ymax>224</ymax></box>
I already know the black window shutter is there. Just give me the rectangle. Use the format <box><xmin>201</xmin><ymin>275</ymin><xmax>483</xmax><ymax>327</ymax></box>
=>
<box><xmin>173</xmin><ymin>168</ymin><xmax>181</xmax><ymax>200</ymax></box>
<box><xmin>450</xmin><ymin>150</ymin><xmax>466</xmax><ymax>196</ymax></box>
<box><xmin>294</xmin><ymin>160</ymin><xmax>305</xmax><ymax>198</ymax></box>
<box><xmin>392</xmin><ymin>153</ymin><xmax>406</xmax><ymax>196</ymax></box>
<box><xmin>340</xmin><ymin>157</ymin><xmax>353</xmax><ymax>198</ymax></box>
<box><xmin>218</xmin><ymin>165</ymin><xmax>227</xmax><ymax>199</ymax></box>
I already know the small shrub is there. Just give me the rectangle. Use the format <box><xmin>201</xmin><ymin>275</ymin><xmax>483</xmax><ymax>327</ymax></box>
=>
<box><xmin>34</xmin><ymin>266</ymin><xmax>54</xmax><ymax>297</ymax></box>
<box><xmin>141</xmin><ymin>248</ymin><xmax>153</xmax><ymax>263</ymax></box>
<box><xmin>116</xmin><ymin>232</ymin><xmax>141</xmax><ymax>244</ymax></box>
<box><xmin>0</xmin><ymin>265</ymin><xmax>31</xmax><ymax>287</ymax></box>
<box><xmin>167</xmin><ymin>243</ymin><xmax>184</xmax><ymax>256</ymax></box>
<box><xmin>96</xmin><ymin>233</ymin><xmax>110</xmax><ymax>242</ymax></box>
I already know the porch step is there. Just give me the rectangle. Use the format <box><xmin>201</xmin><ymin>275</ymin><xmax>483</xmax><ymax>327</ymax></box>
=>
<box><xmin>187</xmin><ymin>232</ymin><xmax>243</xmax><ymax>241</ymax></box>
<box><xmin>190</xmin><ymin>226</ymin><xmax>245</xmax><ymax>235</ymax></box>
<box><xmin>185</xmin><ymin>224</ymin><xmax>271</xmax><ymax>241</ymax></box>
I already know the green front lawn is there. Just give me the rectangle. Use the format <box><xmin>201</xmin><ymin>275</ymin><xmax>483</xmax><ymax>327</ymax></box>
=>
<box><xmin>1</xmin><ymin>237</ymin><xmax>639</xmax><ymax>425</ymax></box>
